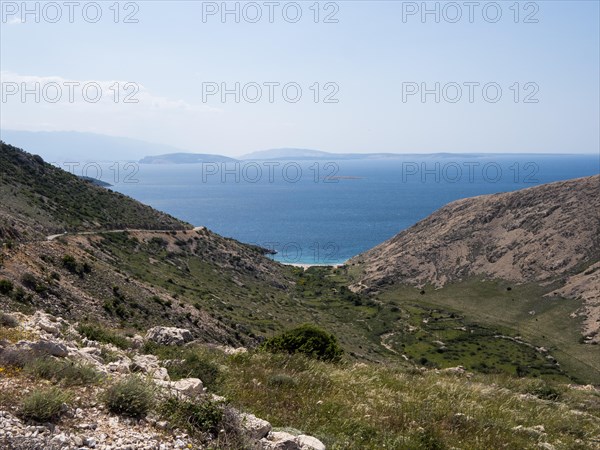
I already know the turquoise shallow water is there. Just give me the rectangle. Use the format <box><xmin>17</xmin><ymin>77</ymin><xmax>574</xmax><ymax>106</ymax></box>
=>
<box><xmin>99</xmin><ymin>154</ymin><xmax>599</xmax><ymax>264</ymax></box>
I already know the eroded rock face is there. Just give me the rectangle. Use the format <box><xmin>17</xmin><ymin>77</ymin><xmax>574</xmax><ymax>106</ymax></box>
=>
<box><xmin>350</xmin><ymin>175</ymin><xmax>600</xmax><ymax>291</ymax></box>
<box><xmin>145</xmin><ymin>327</ymin><xmax>193</xmax><ymax>346</ymax></box>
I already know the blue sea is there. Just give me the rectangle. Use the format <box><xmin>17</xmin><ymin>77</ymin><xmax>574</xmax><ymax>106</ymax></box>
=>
<box><xmin>94</xmin><ymin>155</ymin><xmax>599</xmax><ymax>265</ymax></box>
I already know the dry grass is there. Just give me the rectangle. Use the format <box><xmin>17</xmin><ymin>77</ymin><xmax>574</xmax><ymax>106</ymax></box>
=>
<box><xmin>209</xmin><ymin>350</ymin><xmax>600</xmax><ymax>450</ymax></box>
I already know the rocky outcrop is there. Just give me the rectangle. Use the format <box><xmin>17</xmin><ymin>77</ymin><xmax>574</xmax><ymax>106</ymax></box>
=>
<box><xmin>0</xmin><ymin>312</ymin><xmax>327</xmax><ymax>450</ymax></box>
<box><xmin>240</xmin><ymin>412</ymin><xmax>272</xmax><ymax>439</ymax></box>
<box><xmin>260</xmin><ymin>431</ymin><xmax>326</xmax><ymax>450</ymax></box>
<box><xmin>145</xmin><ymin>327</ymin><xmax>193</xmax><ymax>346</ymax></box>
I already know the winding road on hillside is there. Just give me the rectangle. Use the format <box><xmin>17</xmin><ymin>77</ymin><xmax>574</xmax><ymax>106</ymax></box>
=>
<box><xmin>46</xmin><ymin>226</ymin><xmax>207</xmax><ymax>241</ymax></box>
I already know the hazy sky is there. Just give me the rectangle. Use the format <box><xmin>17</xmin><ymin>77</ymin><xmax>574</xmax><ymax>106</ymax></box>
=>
<box><xmin>1</xmin><ymin>1</ymin><xmax>599</xmax><ymax>156</ymax></box>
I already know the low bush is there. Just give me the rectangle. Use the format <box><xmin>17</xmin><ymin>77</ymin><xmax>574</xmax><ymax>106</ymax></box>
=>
<box><xmin>524</xmin><ymin>379</ymin><xmax>562</xmax><ymax>401</ymax></box>
<box><xmin>20</xmin><ymin>387</ymin><xmax>70</xmax><ymax>422</ymax></box>
<box><xmin>0</xmin><ymin>279</ymin><xmax>14</xmax><ymax>295</ymax></box>
<box><xmin>160</xmin><ymin>397</ymin><xmax>223</xmax><ymax>435</ymax></box>
<box><xmin>62</xmin><ymin>255</ymin><xmax>92</xmax><ymax>277</ymax></box>
<box><xmin>20</xmin><ymin>273</ymin><xmax>38</xmax><ymax>290</ymax></box>
<box><xmin>261</xmin><ymin>324</ymin><xmax>343</xmax><ymax>362</ymax></box>
<box><xmin>167</xmin><ymin>351</ymin><xmax>221</xmax><ymax>389</ymax></box>
<box><xmin>267</xmin><ymin>374</ymin><xmax>298</xmax><ymax>388</ymax></box>
<box><xmin>25</xmin><ymin>357</ymin><xmax>101</xmax><ymax>386</ymax></box>
<box><xmin>103</xmin><ymin>375</ymin><xmax>155</xmax><ymax>418</ymax></box>
<box><xmin>159</xmin><ymin>397</ymin><xmax>247</xmax><ymax>448</ymax></box>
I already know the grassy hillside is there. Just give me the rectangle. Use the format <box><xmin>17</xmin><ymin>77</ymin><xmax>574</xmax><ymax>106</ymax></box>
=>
<box><xmin>2</xmin><ymin>316</ymin><xmax>599</xmax><ymax>449</ymax></box>
<box><xmin>0</xmin><ymin>141</ymin><xmax>189</xmax><ymax>242</ymax></box>
<box><xmin>372</xmin><ymin>279</ymin><xmax>599</xmax><ymax>384</ymax></box>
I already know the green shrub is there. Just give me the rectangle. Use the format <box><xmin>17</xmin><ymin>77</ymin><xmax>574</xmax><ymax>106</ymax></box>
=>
<box><xmin>77</xmin><ymin>323</ymin><xmax>130</xmax><ymax>349</ymax></box>
<box><xmin>62</xmin><ymin>255</ymin><xmax>92</xmax><ymax>277</ymax></box>
<box><xmin>261</xmin><ymin>324</ymin><xmax>343</xmax><ymax>362</ymax></box>
<box><xmin>12</xmin><ymin>287</ymin><xmax>26</xmax><ymax>302</ymax></box>
<box><xmin>167</xmin><ymin>351</ymin><xmax>221</xmax><ymax>389</ymax></box>
<box><xmin>160</xmin><ymin>397</ymin><xmax>224</xmax><ymax>436</ymax></box>
<box><xmin>524</xmin><ymin>379</ymin><xmax>562</xmax><ymax>401</ymax></box>
<box><xmin>0</xmin><ymin>279</ymin><xmax>14</xmax><ymax>295</ymax></box>
<box><xmin>20</xmin><ymin>273</ymin><xmax>37</xmax><ymax>290</ymax></box>
<box><xmin>20</xmin><ymin>387</ymin><xmax>70</xmax><ymax>422</ymax></box>
<box><xmin>25</xmin><ymin>357</ymin><xmax>101</xmax><ymax>386</ymax></box>
<box><xmin>62</xmin><ymin>254</ymin><xmax>78</xmax><ymax>273</ymax></box>
<box><xmin>267</xmin><ymin>374</ymin><xmax>298</xmax><ymax>388</ymax></box>
<box><xmin>103</xmin><ymin>375</ymin><xmax>155</xmax><ymax>418</ymax></box>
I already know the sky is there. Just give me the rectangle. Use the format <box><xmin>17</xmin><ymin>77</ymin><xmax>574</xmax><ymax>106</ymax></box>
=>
<box><xmin>1</xmin><ymin>0</ymin><xmax>599</xmax><ymax>157</ymax></box>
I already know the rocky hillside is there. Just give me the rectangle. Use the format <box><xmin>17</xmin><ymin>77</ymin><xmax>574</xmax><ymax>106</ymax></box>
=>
<box><xmin>0</xmin><ymin>142</ymin><xmax>299</xmax><ymax>346</ymax></box>
<box><xmin>1</xmin><ymin>310</ymin><xmax>600</xmax><ymax>449</ymax></box>
<box><xmin>0</xmin><ymin>141</ymin><xmax>189</xmax><ymax>243</ymax></box>
<box><xmin>0</xmin><ymin>311</ymin><xmax>326</xmax><ymax>450</ymax></box>
<box><xmin>348</xmin><ymin>175</ymin><xmax>600</xmax><ymax>340</ymax></box>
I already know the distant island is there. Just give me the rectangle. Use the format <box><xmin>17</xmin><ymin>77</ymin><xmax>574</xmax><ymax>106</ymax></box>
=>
<box><xmin>140</xmin><ymin>148</ymin><xmax>504</xmax><ymax>164</ymax></box>
<box><xmin>139</xmin><ymin>153</ymin><xmax>237</xmax><ymax>164</ymax></box>
<box><xmin>240</xmin><ymin>148</ymin><xmax>442</xmax><ymax>160</ymax></box>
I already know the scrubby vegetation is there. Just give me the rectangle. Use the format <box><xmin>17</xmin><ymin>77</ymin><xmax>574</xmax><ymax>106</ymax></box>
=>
<box><xmin>158</xmin><ymin>396</ymin><xmax>248</xmax><ymax>447</ymax></box>
<box><xmin>143</xmin><ymin>343</ymin><xmax>221</xmax><ymax>390</ymax></box>
<box><xmin>103</xmin><ymin>375</ymin><xmax>155</xmax><ymax>418</ymax></box>
<box><xmin>0</xmin><ymin>141</ymin><xmax>189</xmax><ymax>239</ymax></box>
<box><xmin>24</xmin><ymin>357</ymin><xmax>101</xmax><ymax>386</ymax></box>
<box><xmin>77</xmin><ymin>323</ymin><xmax>131</xmax><ymax>349</ymax></box>
<box><xmin>202</xmin><ymin>348</ymin><xmax>600</xmax><ymax>449</ymax></box>
<box><xmin>1</xmin><ymin>143</ymin><xmax>598</xmax><ymax>448</ymax></box>
<box><xmin>19</xmin><ymin>387</ymin><xmax>71</xmax><ymax>422</ymax></box>
<box><xmin>261</xmin><ymin>324</ymin><xmax>343</xmax><ymax>362</ymax></box>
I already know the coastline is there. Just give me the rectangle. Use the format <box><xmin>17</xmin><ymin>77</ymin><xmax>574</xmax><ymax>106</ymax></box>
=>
<box><xmin>280</xmin><ymin>262</ymin><xmax>345</xmax><ymax>269</ymax></box>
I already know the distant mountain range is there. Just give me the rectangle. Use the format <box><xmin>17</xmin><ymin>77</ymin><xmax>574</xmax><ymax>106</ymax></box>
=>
<box><xmin>0</xmin><ymin>130</ymin><xmax>586</xmax><ymax>165</ymax></box>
